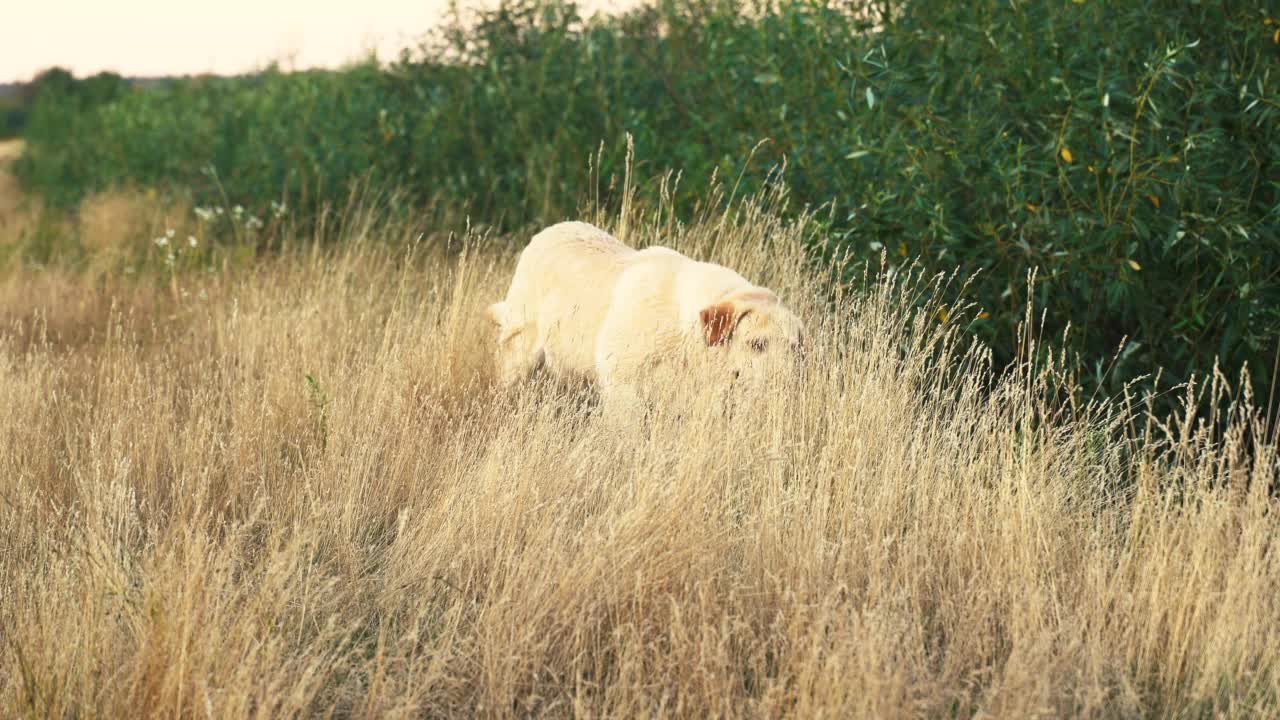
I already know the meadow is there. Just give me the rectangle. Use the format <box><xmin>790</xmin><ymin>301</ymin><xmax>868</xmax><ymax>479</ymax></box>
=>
<box><xmin>2</xmin><ymin>0</ymin><xmax>1278</xmax><ymax>716</ymax></box>
<box><xmin>1</xmin><ymin>137</ymin><xmax>1278</xmax><ymax>716</ymax></box>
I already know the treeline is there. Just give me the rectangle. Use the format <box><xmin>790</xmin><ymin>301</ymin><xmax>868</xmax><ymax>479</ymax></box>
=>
<box><xmin>14</xmin><ymin>0</ymin><xmax>1280</xmax><ymax>403</ymax></box>
<box><xmin>0</xmin><ymin>68</ymin><xmax>133</xmax><ymax>138</ymax></box>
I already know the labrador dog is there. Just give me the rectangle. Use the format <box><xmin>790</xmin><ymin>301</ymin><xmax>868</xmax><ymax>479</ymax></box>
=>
<box><xmin>486</xmin><ymin>221</ymin><xmax>803</xmax><ymax>417</ymax></box>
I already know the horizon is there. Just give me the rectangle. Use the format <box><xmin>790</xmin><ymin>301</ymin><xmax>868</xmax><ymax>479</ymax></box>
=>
<box><xmin>2</xmin><ymin>0</ymin><xmax>638</xmax><ymax>84</ymax></box>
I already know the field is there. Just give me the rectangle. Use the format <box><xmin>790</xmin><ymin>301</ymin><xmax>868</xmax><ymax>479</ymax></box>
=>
<box><xmin>1</xmin><ymin>127</ymin><xmax>1278</xmax><ymax>715</ymax></box>
<box><xmin>3</xmin><ymin>1</ymin><xmax>1279</xmax><ymax>716</ymax></box>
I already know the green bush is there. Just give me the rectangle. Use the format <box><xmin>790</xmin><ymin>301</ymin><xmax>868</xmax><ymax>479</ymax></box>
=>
<box><xmin>0</xmin><ymin>102</ymin><xmax>25</xmax><ymax>138</ymax></box>
<box><xmin>13</xmin><ymin>69</ymin><xmax>128</xmax><ymax>133</ymax></box>
<box><xmin>15</xmin><ymin>0</ymin><xmax>1280</xmax><ymax>405</ymax></box>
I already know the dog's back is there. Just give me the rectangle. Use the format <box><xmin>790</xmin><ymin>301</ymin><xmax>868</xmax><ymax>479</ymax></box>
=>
<box><xmin>488</xmin><ymin>222</ymin><xmax>633</xmax><ymax>383</ymax></box>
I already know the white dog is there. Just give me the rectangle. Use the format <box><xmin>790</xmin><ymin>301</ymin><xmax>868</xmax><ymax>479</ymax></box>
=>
<box><xmin>486</xmin><ymin>221</ymin><xmax>804</xmax><ymax>416</ymax></box>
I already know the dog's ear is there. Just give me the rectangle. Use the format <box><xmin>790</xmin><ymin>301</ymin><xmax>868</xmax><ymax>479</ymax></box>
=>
<box><xmin>486</xmin><ymin>302</ymin><xmax>524</xmax><ymax>344</ymax></box>
<box><xmin>485</xmin><ymin>302</ymin><xmax>507</xmax><ymax>327</ymax></box>
<box><xmin>700</xmin><ymin>302</ymin><xmax>747</xmax><ymax>346</ymax></box>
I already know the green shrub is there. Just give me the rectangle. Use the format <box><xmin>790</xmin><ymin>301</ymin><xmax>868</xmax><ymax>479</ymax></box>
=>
<box><xmin>0</xmin><ymin>103</ymin><xmax>25</xmax><ymax>138</ymax></box>
<box><xmin>15</xmin><ymin>0</ymin><xmax>1280</xmax><ymax>406</ymax></box>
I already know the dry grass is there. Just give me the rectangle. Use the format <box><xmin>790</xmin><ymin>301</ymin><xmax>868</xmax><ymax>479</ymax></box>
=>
<box><xmin>0</xmin><ymin>191</ymin><xmax>1277</xmax><ymax>719</ymax></box>
<box><xmin>0</xmin><ymin>140</ymin><xmax>38</xmax><ymax>249</ymax></box>
<box><xmin>0</xmin><ymin>142</ymin><xmax>191</xmax><ymax>270</ymax></box>
<box><xmin>76</xmin><ymin>190</ymin><xmax>187</xmax><ymax>252</ymax></box>
<box><xmin>0</xmin><ymin>139</ymin><xmax>22</xmax><ymax>163</ymax></box>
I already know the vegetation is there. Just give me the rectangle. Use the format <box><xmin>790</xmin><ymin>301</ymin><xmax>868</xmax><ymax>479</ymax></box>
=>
<box><xmin>0</xmin><ymin>67</ymin><xmax>129</xmax><ymax>139</ymax></box>
<box><xmin>2</xmin><ymin>175</ymin><xmax>1278</xmax><ymax>715</ymax></box>
<box><xmin>0</xmin><ymin>98</ymin><xmax>24</xmax><ymax>139</ymax></box>
<box><xmin>13</xmin><ymin>0</ymin><xmax>1280</xmax><ymax>406</ymax></box>
<box><xmin>1</xmin><ymin>4</ymin><xmax>1278</xmax><ymax>713</ymax></box>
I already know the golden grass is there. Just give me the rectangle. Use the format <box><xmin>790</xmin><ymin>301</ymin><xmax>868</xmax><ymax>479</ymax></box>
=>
<box><xmin>76</xmin><ymin>190</ymin><xmax>179</xmax><ymax>252</ymax></box>
<box><xmin>0</xmin><ymin>193</ymin><xmax>1277</xmax><ymax>718</ymax></box>
<box><xmin>0</xmin><ymin>139</ymin><xmax>22</xmax><ymax>163</ymax></box>
<box><xmin>0</xmin><ymin>140</ymin><xmax>35</xmax><ymax>248</ymax></box>
<box><xmin>0</xmin><ymin>141</ymin><xmax>192</xmax><ymax>270</ymax></box>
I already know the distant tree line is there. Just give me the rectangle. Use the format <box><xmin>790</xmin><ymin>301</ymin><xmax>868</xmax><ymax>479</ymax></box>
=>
<box><xmin>0</xmin><ymin>67</ymin><xmax>132</xmax><ymax>138</ymax></box>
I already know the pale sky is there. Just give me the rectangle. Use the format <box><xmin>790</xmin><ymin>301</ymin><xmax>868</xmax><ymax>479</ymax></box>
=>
<box><xmin>2</xmin><ymin>0</ymin><xmax>638</xmax><ymax>83</ymax></box>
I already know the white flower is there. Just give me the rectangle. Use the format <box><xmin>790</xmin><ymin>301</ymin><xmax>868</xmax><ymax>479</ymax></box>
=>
<box><xmin>246</xmin><ymin>216</ymin><xmax>264</xmax><ymax>230</ymax></box>
<box><xmin>233</xmin><ymin>205</ymin><xmax>244</xmax><ymax>217</ymax></box>
<box><xmin>188</xmin><ymin>236</ymin><xmax>198</xmax><ymax>248</ymax></box>
<box><xmin>166</xmin><ymin>228</ymin><xmax>175</xmax><ymax>239</ymax></box>
<box><xmin>195</xmin><ymin>207</ymin><xmax>214</xmax><ymax>221</ymax></box>
<box><xmin>215</xmin><ymin>206</ymin><xmax>225</xmax><ymax>215</ymax></box>
<box><xmin>154</xmin><ymin>236</ymin><xmax>169</xmax><ymax>247</ymax></box>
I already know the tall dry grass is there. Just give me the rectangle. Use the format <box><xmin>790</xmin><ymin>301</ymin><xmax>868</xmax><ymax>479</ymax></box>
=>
<box><xmin>0</xmin><ymin>189</ymin><xmax>1277</xmax><ymax>719</ymax></box>
<box><xmin>0</xmin><ymin>140</ymin><xmax>39</xmax><ymax>252</ymax></box>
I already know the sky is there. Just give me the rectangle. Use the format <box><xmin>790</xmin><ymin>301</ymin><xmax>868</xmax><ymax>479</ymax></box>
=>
<box><xmin>2</xmin><ymin>0</ymin><xmax>637</xmax><ymax>83</ymax></box>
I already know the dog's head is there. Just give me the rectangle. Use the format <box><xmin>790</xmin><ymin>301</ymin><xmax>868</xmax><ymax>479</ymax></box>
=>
<box><xmin>698</xmin><ymin>288</ymin><xmax>805</xmax><ymax>386</ymax></box>
<box><xmin>485</xmin><ymin>301</ymin><xmax>541</xmax><ymax>386</ymax></box>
